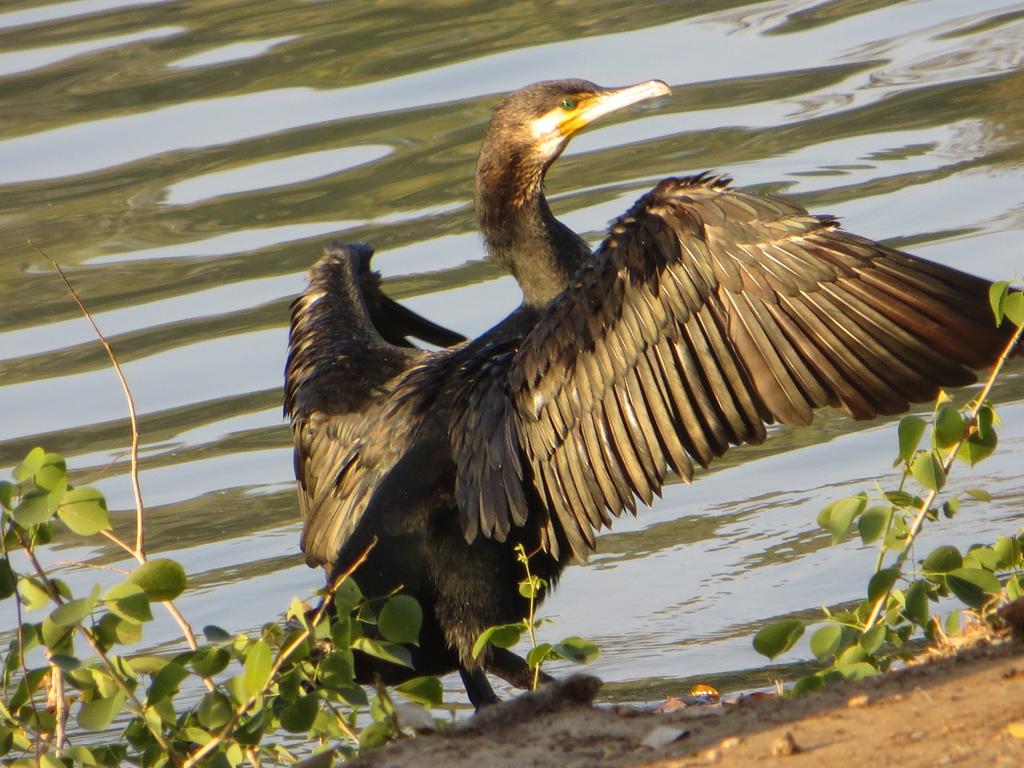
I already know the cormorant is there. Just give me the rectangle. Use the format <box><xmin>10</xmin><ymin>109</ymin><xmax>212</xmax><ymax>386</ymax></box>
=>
<box><xmin>284</xmin><ymin>79</ymin><xmax>1017</xmax><ymax>707</ymax></box>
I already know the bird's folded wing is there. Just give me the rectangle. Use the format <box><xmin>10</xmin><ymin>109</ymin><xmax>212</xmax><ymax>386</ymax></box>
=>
<box><xmin>286</xmin><ymin>244</ymin><xmax>428</xmax><ymax>567</ymax></box>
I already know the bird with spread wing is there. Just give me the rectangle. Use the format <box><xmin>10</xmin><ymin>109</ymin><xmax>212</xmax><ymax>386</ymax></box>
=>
<box><xmin>284</xmin><ymin>79</ymin><xmax>1018</xmax><ymax>707</ymax></box>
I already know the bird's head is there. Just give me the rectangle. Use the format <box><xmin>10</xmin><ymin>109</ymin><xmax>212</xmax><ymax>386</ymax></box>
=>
<box><xmin>476</xmin><ymin>79</ymin><xmax>671</xmax><ymax>208</ymax></box>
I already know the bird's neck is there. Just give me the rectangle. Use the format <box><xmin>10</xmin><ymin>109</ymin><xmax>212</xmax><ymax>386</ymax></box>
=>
<box><xmin>475</xmin><ymin>151</ymin><xmax>590</xmax><ymax>309</ymax></box>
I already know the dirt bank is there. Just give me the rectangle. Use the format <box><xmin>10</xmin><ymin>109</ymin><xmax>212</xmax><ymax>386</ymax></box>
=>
<box><xmin>350</xmin><ymin>636</ymin><xmax>1024</xmax><ymax>768</ymax></box>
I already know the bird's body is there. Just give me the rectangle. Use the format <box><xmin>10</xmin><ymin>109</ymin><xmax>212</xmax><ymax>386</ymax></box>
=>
<box><xmin>285</xmin><ymin>80</ymin><xmax>1017</xmax><ymax>706</ymax></box>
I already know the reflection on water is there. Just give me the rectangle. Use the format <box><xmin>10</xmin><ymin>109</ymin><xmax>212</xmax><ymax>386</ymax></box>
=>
<box><xmin>1</xmin><ymin>0</ymin><xmax>1022</xmax><ymax>705</ymax></box>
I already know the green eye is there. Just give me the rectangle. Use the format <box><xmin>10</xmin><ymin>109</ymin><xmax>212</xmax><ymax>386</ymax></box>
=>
<box><xmin>560</xmin><ymin>97</ymin><xmax>576</xmax><ymax>110</ymax></box>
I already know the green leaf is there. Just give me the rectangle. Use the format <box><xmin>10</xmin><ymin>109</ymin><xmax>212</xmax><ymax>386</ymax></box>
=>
<box><xmin>49</xmin><ymin>598</ymin><xmax>95</xmax><ymax>626</ymax></box>
<box><xmin>933</xmin><ymin>406</ymin><xmax>964</xmax><ymax>448</ymax></box>
<box><xmin>395</xmin><ymin>676</ymin><xmax>444</xmax><ymax>707</ymax></box>
<box><xmin>57</xmin><ymin>487</ymin><xmax>111</xmax><ymax>536</ymax></box>
<box><xmin>946</xmin><ymin>567</ymin><xmax>1001</xmax><ymax>609</ymax></box>
<box><xmin>923</xmin><ymin>545</ymin><xmax>962</xmax><ymax>573</ymax></box>
<box><xmin>525</xmin><ymin>643</ymin><xmax>553</xmax><ymax>669</ymax></box>
<box><xmin>0</xmin><ymin>481</ymin><xmax>12</xmax><ymax>510</ymax></box>
<box><xmin>472</xmin><ymin>623</ymin><xmax>523</xmax><ymax>658</ymax></box>
<box><xmin>13</xmin><ymin>490</ymin><xmax>51</xmax><ymax>527</ymax></box>
<box><xmin>897</xmin><ymin>416</ymin><xmax>926</xmax><ymax>463</ymax></box>
<box><xmin>752</xmin><ymin>619</ymin><xmax>804</xmax><ymax>660</ymax></box>
<box><xmin>378</xmin><ymin>595</ymin><xmax>422</xmax><ymax>646</ymax></box>
<box><xmin>280</xmin><ymin>693</ymin><xmax>319</xmax><ymax>733</ymax></box>
<box><xmin>942</xmin><ymin>497</ymin><xmax>960</xmax><ymax>519</ymax></box>
<box><xmin>945</xmin><ymin>610</ymin><xmax>962</xmax><ymax>637</ymax></box>
<box><xmin>61</xmin><ymin>746</ymin><xmax>97</xmax><ymax>766</ymax></box>
<box><xmin>858</xmin><ymin>505</ymin><xmax>892</xmax><ymax>544</ymax></box>
<box><xmin>792</xmin><ymin>674</ymin><xmax>825</xmax><ymax>695</ymax></box>
<box><xmin>990</xmin><ymin>281</ymin><xmax>1010</xmax><ymax>324</ymax></box>
<box><xmin>518</xmin><ymin>575</ymin><xmax>546</xmax><ymax>599</ymax></box>
<box><xmin>833</xmin><ymin>662</ymin><xmax>877</xmax><ymax>681</ymax></box>
<box><xmin>884</xmin><ymin>490</ymin><xmax>915</xmax><ymax>508</ymax></box>
<box><xmin>95</xmin><ymin>613</ymin><xmax>143</xmax><ymax>646</ymax></box>
<box><xmin>958</xmin><ymin>429</ymin><xmax>998</xmax><ymax>467</ymax></box>
<box><xmin>552</xmin><ymin>636</ymin><xmax>600</xmax><ymax>664</ymax></box>
<box><xmin>359</xmin><ymin>720</ymin><xmax>393</xmax><ymax>749</ymax></box>
<box><xmin>78</xmin><ymin>690</ymin><xmax>127</xmax><ymax>731</ymax></box>
<box><xmin>859</xmin><ymin>624</ymin><xmax>886</xmax><ymax>655</ymax></box>
<box><xmin>965</xmin><ymin>546</ymin><xmax>999</xmax><ymax>571</ymax></box>
<box><xmin>197</xmin><ymin>691</ymin><xmax>233</xmax><ymax>730</ymax></box>
<box><xmin>147</xmin><ymin>662</ymin><xmax>188</xmax><ymax>706</ymax></box>
<box><xmin>994</xmin><ymin>536</ymin><xmax>1020</xmax><ymax>569</ymax></box>
<box><xmin>128</xmin><ymin>559</ymin><xmax>186</xmax><ymax>601</ymax></box>
<box><xmin>102</xmin><ymin>582</ymin><xmax>152</xmax><ymax>624</ymax></box>
<box><xmin>0</xmin><ymin>558</ymin><xmax>15</xmax><ymax>600</ymax></box>
<box><xmin>867</xmin><ymin>567</ymin><xmax>900</xmax><ymax>604</ymax></box>
<box><xmin>41</xmin><ymin>617</ymin><xmax>74</xmax><ymax>652</ymax></box>
<box><xmin>809</xmin><ymin>624</ymin><xmax>842</xmax><ymax>661</ymax></box>
<box><xmin>331</xmin><ymin>577</ymin><xmax>364</xmax><ymax>612</ymax></box>
<box><xmin>203</xmin><ymin>625</ymin><xmax>233</xmax><ymax>643</ymax></box>
<box><xmin>910</xmin><ymin>450</ymin><xmax>945</xmax><ymax>491</ymax></box>
<box><xmin>822</xmin><ymin>495</ymin><xmax>866</xmax><ymax>545</ymax></box>
<box><xmin>35</xmin><ymin>454</ymin><xmax>67</xmax><ymax>493</ymax></box>
<box><xmin>351</xmin><ymin>637</ymin><xmax>413</xmax><ymax>669</ymax></box>
<box><xmin>191</xmin><ymin>646</ymin><xmax>230</xmax><ymax>677</ymax></box>
<box><xmin>235</xmin><ymin>710</ymin><xmax>267</xmax><ymax>746</ymax></box>
<box><xmin>965</xmin><ymin>488</ymin><xmax>992</xmax><ymax>502</ymax></box>
<box><xmin>128</xmin><ymin>655</ymin><xmax>169</xmax><ymax>675</ymax></box>
<box><xmin>50</xmin><ymin>653</ymin><xmax>81</xmax><ymax>671</ymax></box>
<box><xmin>1005</xmin><ymin>291</ymin><xmax>1024</xmax><ymax>326</ymax></box>
<box><xmin>181</xmin><ymin>727</ymin><xmax>212</xmax><ymax>746</ymax></box>
<box><xmin>243</xmin><ymin>639</ymin><xmax>272</xmax><ymax>696</ymax></box>
<box><xmin>50</xmin><ymin>589</ymin><xmax>99</xmax><ymax>628</ymax></box>
<box><xmin>318</xmin><ymin>649</ymin><xmax>355</xmax><ymax>690</ymax></box>
<box><xmin>903</xmin><ymin>580</ymin><xmax>931</xmax><ymax>627</ymax></box>
<box><xmin>13</xmin><ymin>447</ymin><xmax>45</xmax><ymax>483</ymax></box>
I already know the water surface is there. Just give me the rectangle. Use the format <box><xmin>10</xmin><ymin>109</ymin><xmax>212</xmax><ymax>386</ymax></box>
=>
<box><xmin>1</xmin><ymin>0</ymin><xmax>1023</xmax><ymax>706</ymax></box>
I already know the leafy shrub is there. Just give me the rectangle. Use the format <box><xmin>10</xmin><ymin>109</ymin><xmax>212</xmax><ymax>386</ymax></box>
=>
<box><xmin>0</xmin><ymin>450</ymin><xmax>440</xmax><ymax>766</ymax></box>
<box><xmin>754</xmin><ymin>280</ymin><xmax>1024</xmax><ymax>690</ymax></box>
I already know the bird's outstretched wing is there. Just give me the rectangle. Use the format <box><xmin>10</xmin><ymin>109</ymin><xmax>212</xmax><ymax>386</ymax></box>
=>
<box><xmin>286</xmin><ymin>242</ymin><xmax>462</xmax><ymax>567</ymax></box>
<box><xmin>453</xmin><ymin>174</ymin><xmax>1014</xmax><ymax>561</ymax></box>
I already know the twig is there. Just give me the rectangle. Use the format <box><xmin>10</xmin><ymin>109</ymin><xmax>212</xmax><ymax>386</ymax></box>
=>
<box><xmin>99</xmin><ymin>529</ymin><xmax>138</xmax><ymax>559</ymax></box>
<box><xmin>181</xmin><ymin>540</ymin><xmax>377</xmax><ymax>768</ymax></box>
<box><xmin>320</xmin><ymin>697</ymin><xmax>361</xmax><ymax>744</ymax></box>
<box><xmin>30</xmin><ymin>240</ymin><xmax>145</xmax><ymax>556</ymax></box>
<box><xmin>33</xmin><ymin>241</ymin><xmax>211</xmax><ymax>687</ymax></box>
<box><xmin>6</xmin><ymin>523</ymin><xmax>43</xmax><ymax>763</ymax></box>
<box><xmin>50</xmin><ymin>662</ymin><xmax>66</xmax><ymax>753</ymax></box>
<box><xmin>863</xmin><ymin>320</ymin><xmax>1024</xmax><ymax>631</ymax></box>
<box><xmin>53</xmin><ymin>560</ymin><xmax>131</xmax><ymax>576</ymax></box>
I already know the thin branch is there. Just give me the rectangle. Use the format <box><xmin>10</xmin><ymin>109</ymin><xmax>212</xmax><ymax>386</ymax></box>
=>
<box><xmin>182</xmin><ymin>541</ymin><xmax>377</xmax><ymax>768</ymax></box>
<box><xmin>30</xmin><ymin>240</ymin><xmax>145</xmax><ymax>556</ymax></box>
<box><xmin>53</xmin><ymin>560</ymin><xmax>131</xmax><ymax>576</ymax></box>
<box><xmin>6</xmin><ymin>522</ymin><xmax>44</xmax><ymax>763</ymax></box>
<box><xmin>32</xmin><ymin>241</ymin><xmax>210</xmax><ymax>684</ymax></box>
<box><xmin>863</xmin><ymin>319</ymin><xmax>1024</xmax><ymax>631</ymax></box>
<box><xmin>99</xmin><ymin>529</ymin><xmax>137</xmax><ymax>559</ymax></box>
<box><xmin>50</xmin><ymin>662</ymin><xmax>66</xmax><ymax>753</ymax></box>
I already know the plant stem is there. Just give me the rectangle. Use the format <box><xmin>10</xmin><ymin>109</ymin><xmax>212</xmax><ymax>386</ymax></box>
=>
<box><xmin>33</xmin><ymin>242</ymin><xmax>211</xmax><ymax>684</ymax></box>
<box><xmin>31</xmin><ymin>242</ymin><xmax>146</xmax><ymax>557</ymax></box>
<box><xmin>50</xmin><ymin>661</ymin><xmax>66</xmax><ymax>753</ymax></box>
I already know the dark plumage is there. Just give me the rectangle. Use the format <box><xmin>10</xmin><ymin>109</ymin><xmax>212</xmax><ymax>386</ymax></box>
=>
<box><xmin>284</xmin><ymin>79</ymin><xmax>1017</xmax><ymax>707</ymax></box>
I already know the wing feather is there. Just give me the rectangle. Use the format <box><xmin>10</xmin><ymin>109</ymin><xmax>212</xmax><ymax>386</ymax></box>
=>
<box><xmin>452</xmin><ymin>174</ymin><xmax>1015</xmax><ymax>561</ymax></box>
